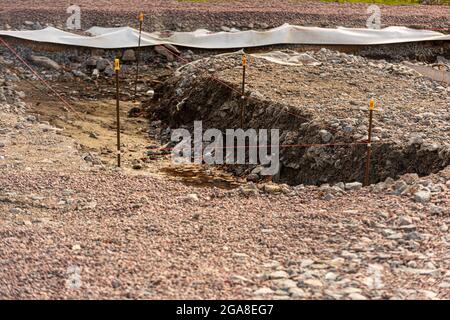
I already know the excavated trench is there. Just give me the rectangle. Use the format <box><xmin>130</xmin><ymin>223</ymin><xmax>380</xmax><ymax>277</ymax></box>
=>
<box><xmin>145</xmin><ymin>75</ymin><xmax>450</xmax><ymax>186</ymax></box>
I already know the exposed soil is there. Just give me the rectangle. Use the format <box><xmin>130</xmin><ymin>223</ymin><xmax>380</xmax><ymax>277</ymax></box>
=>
<box><xmin>146</xmin><ymin>51</ymin><xmax>450</xmax><ymax>186</ymax></box>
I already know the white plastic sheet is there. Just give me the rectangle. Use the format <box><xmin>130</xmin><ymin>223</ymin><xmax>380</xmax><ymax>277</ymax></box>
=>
<box><xmin>0</xmin><ymin>24</ymin><xmax>449</xmax><ymax>49</ymax></box>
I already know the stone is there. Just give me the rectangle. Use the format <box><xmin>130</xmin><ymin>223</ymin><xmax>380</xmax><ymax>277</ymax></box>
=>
<box><xmin>9</xmin><ymin>208</ymin><xmax>22</xmax><ymax>214</ymax></box>
<box><xmin>268</xmin><ymin>271</ymin><xmax>289</xmax><ymax>279</ymax></box>
<box><xmin>377</xmin><ymin>211</ymin><xmax>390</xmax><ymax>219</ymax></box>
<box><xmin>230</xmin><ymin>275</ymin><xmax>251</xmax><ymax>283</ymax></box>
<box><xmin>348</xmin><ymin>293</ymin><xmax>368</xmax><ymax>300</ymax></box>
<box><xmin>397</xmin><ymin>216</ymin><xmax>413</xmax><ymax>227</ymax></box>
<box><xmin>86</xmin><ymin>56</ymin><xmax>99</xmax><ymax>67</ymax></box>
<box><xmin>264</xmin><ymin>184</ymin><xmax>282</xmax><ymax>194</ymax></box>
<box><xmin>404</xmin><ymin>231</ymin><xmax>423</xmax><ymax>241</ymax></box>
<box><xmin>421</xmin><ymin>290</ymin><xmax>437</xmax><ymax>300</ymax></box>
<box><xmin>132</xmin><ymin>163</ymin><xmax>142</xmax><ymax>170</ymax></box>
<box><xmin>232</xmin><ymin>252</ymin><xmax>248</xmax><ymax>259</ymax></box>
<box><xmin>300</xmin><ymin>259</ymin><xmax>315</xmax><ymax>268</ymax></box>
<box><xmin>288</xmin><ymin>287</ymin><xmax>307</xmax><ymax>298</ymax></box>
<box><xmin>341</xmin><ymin>250</ymin><xmax>358</xmax><ymax>259</ymax></box>
<box><xmin>334</xmin><ymin>182</ymin><xmax>345</xmax><ymax>190</ymax></box>
<box><xmin>408</xmin><ymin>135</ymin><xmax>423</xmax><ymax>145</ymax></box>
<box><xmin>111</xmin><ymin>279</ymin><xmax>121</xmax><ymax>288</ymax></box>
<box><xmin>122</xmin><ymin>49</ymin><xmax>136</xmax><ymax>62</ymax></box>
<box><xmin>302</xmin><ymin>278</ymin><xmax>323</xmax><ymax>288</ymax></box>
<box><xmin>414</xmin><ymin>190</ymin><xmax>431</xmax><ymax>203</ymax></box>
<box><xmin>154</xmin><ymin>45</ymin><xmax>176</xmax><ymax>62</ymax></box>
<box><xmin>96</xmin><ymin>58</ymin><xmax>109</xmax><ymax>71</ymax></box>
<box><xmin>345</xmin><ymin>182</ymin><xmax>363</xmax><ymax>191</ymax></box>
<box><xmin>319</xmin><ymin>129</ymin><xmax>333</xmax><ymax>143</ymax></box>
<box><xmin>29</xmin><ymin>55</ymin><xmax>61</xmax><ymax>70</ymax></box>
<box><xmin>273</xmin><ymin>279</ymin><xmax>297</xmax><ymax>289</ymax></box>
<box><xmin>72</xmin><ymin>244</ymin><xmax>81</xmax><ymax>251</ymax></box>
<box><xmin>104</xmin><ymin>66</ymin><xmax>114</xmax><ymax>77</ymax></box>
<box><xmin>72</xmin><ymin>70</ymin><xmax>87</xmax><ymax>78</ymax></box>
<box><xmin>253</xmin><ymin>287</ymin><xmax>274</xmax><ymax>296</ymax></box>
<box><xmin>185</xmin><ymin>193</ymin><xmax>199</xmax><ymax>202</ymax></box>
<box><xmin>325</xmin><ymin>272</ymin><xmax>338</xmax><ymax>281</ymax></box>
<box><xmin>239</xmin><ymin>184</ymin><xmax>259</xmax><ymax>196</ymax></box>
<box><xmin>328</xmin><ymin>257</ymin><xmax>345</xmax><ymax>267</ymax></box>
<box><xmin>429</xmin><ymin>205</ymin><xmax>443</xmax><ymax>215</ymax></box>
<box><xmin>323</xmin><ymin>193</ymin><xmax>334</xmax><ymax>201</ymax></box>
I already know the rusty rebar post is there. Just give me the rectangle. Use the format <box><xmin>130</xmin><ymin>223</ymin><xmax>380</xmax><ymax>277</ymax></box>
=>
<box><xmin>364</xmin><ymin>99</ymin><xmax>375</xmax><ymax>186</ymax></box>
<box><xmin>241</xmin><ymin>53</ymin><xmax>247</xmax><ymax>129</ymax></box>
<box><xmin>115</xmin><ymin>59</ymin><xmax>121</xmax><ymax>167</ymax></box>
<box><xmin>134</xmin><ymin>12</ymin><xmax>144</xmax><ymax>100</ymax></box>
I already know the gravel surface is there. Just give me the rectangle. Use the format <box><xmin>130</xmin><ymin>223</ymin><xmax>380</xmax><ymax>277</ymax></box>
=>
<box><xmin>1</xmin><ymin>53</ymin><xmax>449</xmax><ymax>299</ymax></box>
<box><xmin>0</xmin><ymin>1</ymin><xmax>449</xmax><ymax>32</ymax></box>
<box><xmin>211</xmin><ymin>49</ymin><xmax>450</xmax><ymax>147</ymax></box>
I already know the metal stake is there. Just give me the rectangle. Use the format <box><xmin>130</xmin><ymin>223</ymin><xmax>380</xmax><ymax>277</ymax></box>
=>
<box><xmin>241</xmin><ymin>53</ymin><xmax>247</xmax><ymax>129</ymax></box>
<box><xmin>134</xmin><ymin>12</ymin><xmax>144</xmax><ymax>100</ymax></box>
<box><xmin>364</xmin><ymin>98</ymin><xmax>375</xmax><ymax>186</ymax></box>
<box><xmin>115</xmin><ymin>58</ymin><xmax>121</xmax><ymax>167</ymax></box>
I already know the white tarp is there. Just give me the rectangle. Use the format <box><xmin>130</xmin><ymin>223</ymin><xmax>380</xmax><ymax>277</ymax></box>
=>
<box><xmin>0</xmin><ymin>24</ymin><xmax>449</xmax><ymax>49</ymax></box>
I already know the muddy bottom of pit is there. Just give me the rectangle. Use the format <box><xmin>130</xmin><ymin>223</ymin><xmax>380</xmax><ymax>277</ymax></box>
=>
<box><xmin>17</xmin><ymin>79</ymin><xmax>243</xmax><ymax>189</ymax></box>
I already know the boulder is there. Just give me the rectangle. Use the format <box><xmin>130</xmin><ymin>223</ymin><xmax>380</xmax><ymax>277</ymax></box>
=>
<box><xmin>154</xmin><ymin>45</ymin><xmax>178</xmax><ymax>62</ymax></box>
<box><xmin>122</xmin><ymin>49</ymin><xmax>136</xmax><ymax>62</ymax></box>
<box><xmin>29</xmin><ymin>55</ymin><xmax>60</xmax><ymax>70</ymax></box>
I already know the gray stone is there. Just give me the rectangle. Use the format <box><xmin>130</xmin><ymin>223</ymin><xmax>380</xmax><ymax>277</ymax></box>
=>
<box><xmin>122</xmin><ymin>49</ymin><xmax>136</xmax><ymax>62</ymax></box>
<box><xmin>345</xmin><ymin>182</ymin><xmax>363</xmax><ymax>191</ymax></box>
<box><xmin>268</xmin><ymin>271</ymin><xmax>289</xmax><ymax>279</ymax></box>
<box><xmin>319</xmin><ymin>129</ymin><xmax>333</xmax><ymax>143</ymax></box>
<box><xmin>302</xmin><ymin>278</ymin><xmax>323</xmax><ymax>288</ymax></box>
<box><xmin>288</xmin><ymin>287</ymin><xmax>307</xmax><ymax>298</ymax></box>
<box><xmin>273</xmin><ymin>279</ymin><xmax>297</xmax><ymax>289</ymax></box>
<box><xmin>414</xmin><ymin>190</ymin><xmax>431</xmax><ymax>203</ymax></box>
<box><xmin>29</xmin><ymin>55</ymin><xmax>60</xmax><ymax>70</ymax></box>
<box><xmin>185</xmin><ymin>193</ymin><xmax>199</xmax><ymax>202</ymax></box>
<box><xmin>104</xmin><ymin>66</ymin><xmax>114</xmax><ymax>77</ymax></box>
<box><xmin>348</xmin><ymin>293</ymin><xmax>368</xmax><ymax>300</ymax></box>
<box><xmin>253</xmin><ymin>287</ymin><xmax>274</xmax><ymax>296</ymax></box>
<box><xmin>154</xmin><ymin>45</ymin><xmax>176</xmax><ymax>62</ymax></box>
<box><xmin>96</xmin><ymin>58</ymin><xmax>109</xmax><ymax>71</ymax></box>
<box><xmin>404</xmin><ymin>231</ymin><xmax>423</xmax><ymax>241</ymax></box>
<box><xmin>397</xmin><ymin>216</ymin><xmax>413</xmax><ymax>227</ymax></box>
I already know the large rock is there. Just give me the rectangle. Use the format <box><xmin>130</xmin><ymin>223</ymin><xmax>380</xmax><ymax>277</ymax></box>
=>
<box><xmin>96</xmin><ymin>58</ymin><xmax>109</xmax><ymax>72</ymax></box>
<box><xmin>122</xmin><ymin>49</ymin><xmax>136</xmax><ymax>62</ymax></box>
<box><xmin>414</xmin><ymin>190</ymin><xmax>431</xmax><ymax>203</ymax></box>
<box><xmin>319</xmin><ymin>129</ymin><xmax>333</xmax><ymax>143</ymax></box>
<box><xmin>154</xmin><ymin>45</ymin><xmax>178</xmax><ymax>62</ymax></box>
<box><xmin>29</xmin><ymin>55</ymin><xmax>60</xmax><ymax>70</ymax></box>
<box><xmin>345</xmin><ymin>182</ymin><xmax>363</xmax><ymax>191</ymax></box>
